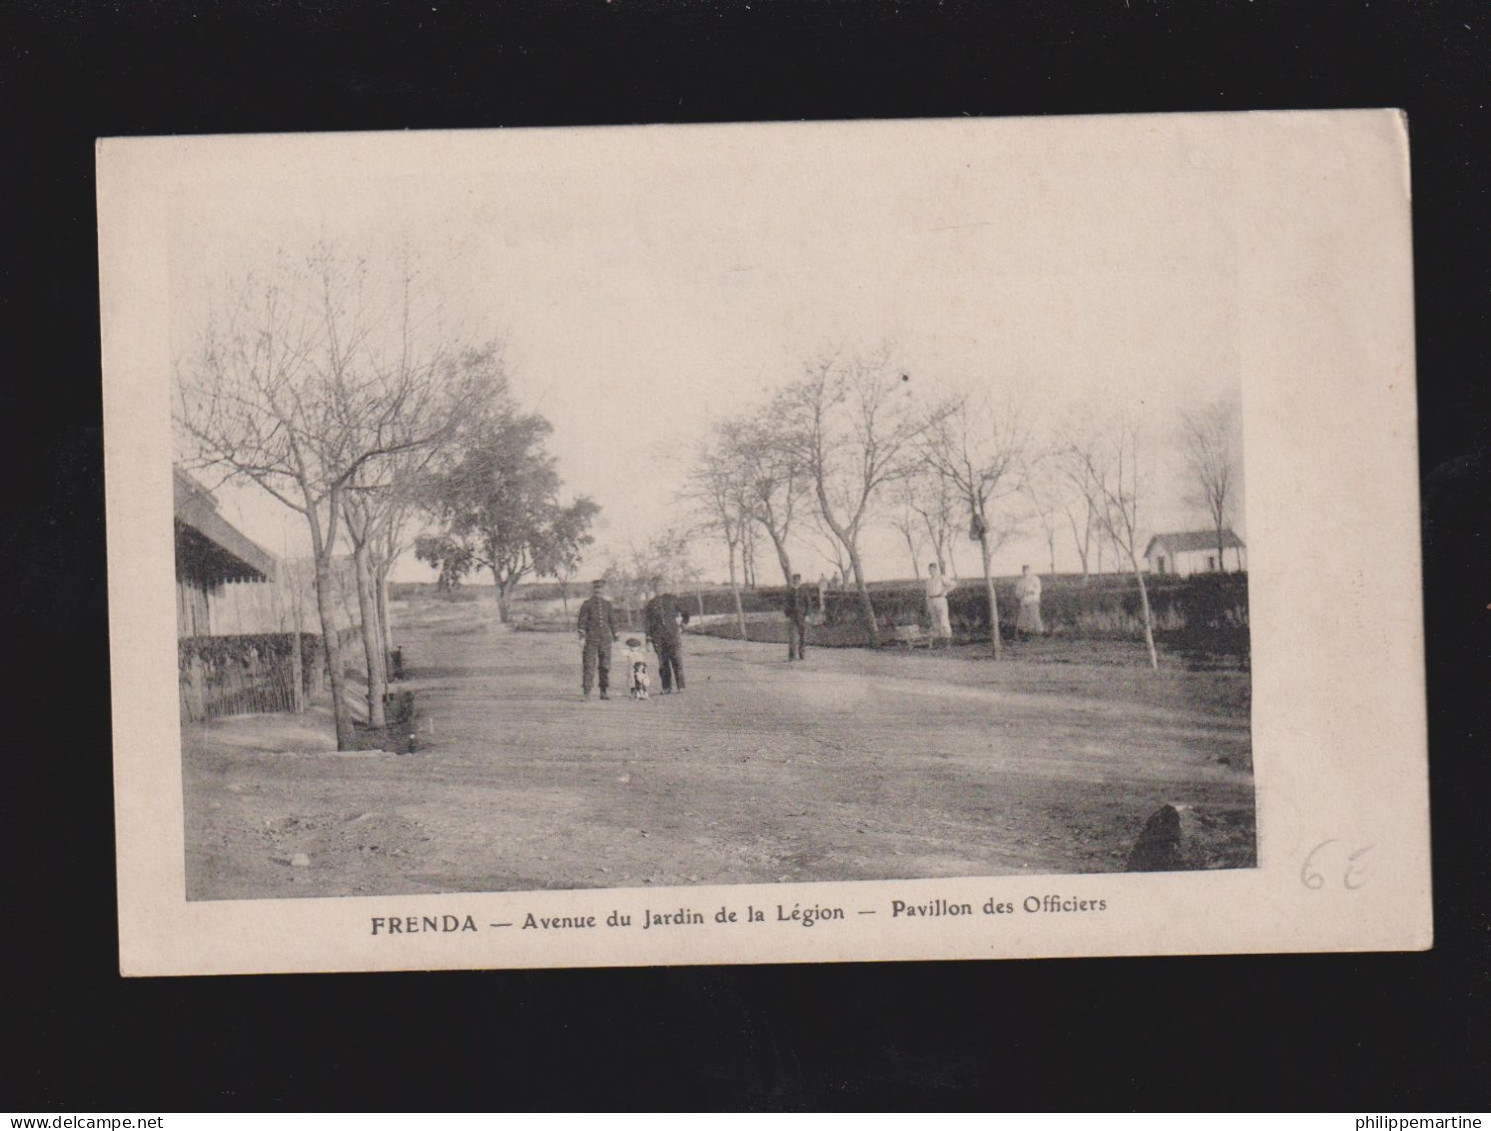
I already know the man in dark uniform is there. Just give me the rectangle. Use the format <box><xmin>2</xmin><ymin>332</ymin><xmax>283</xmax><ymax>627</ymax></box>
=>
<box><xmin>576</xmin><ymin>579</ymin><xmax>619</xmax><ymax>699</ymax></box>
<box><xmin>643</xmin><ymin>591</ymin><xmax>691</xmax><ymax>694</ymax></box>
<box><xmin>784</xmin><ymin>573</ymin><xmax>809</xmax><ymax>661</ymax></box>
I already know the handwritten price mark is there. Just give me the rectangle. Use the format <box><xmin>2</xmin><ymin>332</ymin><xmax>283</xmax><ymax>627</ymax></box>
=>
<box><xmin>1344</xmin><ymin>845</ymin><xmax>1373</xmax><ymax>890</ymax></box>
<box><xmin>1301</xmin><ymin>839</ymin><xmax>1374</xmax><ymax>891</ymax></box>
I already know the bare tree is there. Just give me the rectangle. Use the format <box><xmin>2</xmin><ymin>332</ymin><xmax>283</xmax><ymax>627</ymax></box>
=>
<box><xmin>773</xmin><ymin>348</ymin><xmax>927</xmax><ymax>647</ymax></box>
<box><xmin>888</xmin><ymin>477</ymin><xmax>929</xmax><ymax>580</ymax></box>
<box><xmin>921</xmin><ymin>393</ymin><xmax>1029</xmax><ymax>659</ymax></box>
<box><xmin>624</xmin><ymin>526</ymin><xmax>700</xmax><ymax>602</ymax></box>
<box><xmin>722</xmin><ymin>411</ymin><xmax>804</xmax><ymax>586</ymax></box>
<box><xmin>1179</xmin><ymin>397</ymin><xmax>1242</xmax><ymax>572</ymax></box>
<box><xmin>340</xmin><ymin>432</ymin><xmax>448</xmax><ymax>724</ymax></box>
<box><xmin>905</xmin><ymin>464</ymin><xmax>962</xmax><ymax>580</ymax></box>
<box><xmin>803</xmin><ymin>507</ymin><xmax>851</xmax><ymax>588</ymax></box>
<box><xmin>1062</xmin><ymin>480</ymin><xmax>1100</xmax><ymax>581</ymax></box>
<box><xmin>1051</xmin><ymin>424</ymin><xmax>1105</xmax><ymax>583</ymax></box>
<box><xmin>1021</xmin><ymin>459</ymin><xmax>1064</xmax><ymax>576</ymax></box>
<box><xmin>174</xmin><ymin>244</ymin><xmax>489</xmax><ymax>748</ymax></box>
<box><xmin>1061</xmin><ymin>412</ymin><xmax>1159</xmax><ymax>670</ymax></box>
<box><xmin>685</xmin><ymin>427</ymin><xmax>753</xmax><ymax>641</ymax></box>
<box><xmin>340</xmin><ymin>479</ymin><xmax>392</xmax><ymax>725</ymax></box>
<box><xmin>740</xmin><ymin>517</ymin><xmax>759</xmax><ymax>589</ymax></box>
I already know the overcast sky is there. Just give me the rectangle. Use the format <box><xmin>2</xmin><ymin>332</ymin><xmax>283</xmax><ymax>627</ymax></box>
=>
<box><xmin>166</xmin><ymin>118</ymin><xmax>1245</xmax><ymax>584</ymax></box>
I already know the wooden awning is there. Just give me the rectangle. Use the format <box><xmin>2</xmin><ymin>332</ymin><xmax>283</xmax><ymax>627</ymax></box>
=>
<box><xmin>173</xmin><ymin>469</ymin><xmax>276</xmax><ymax>586</ymax></box>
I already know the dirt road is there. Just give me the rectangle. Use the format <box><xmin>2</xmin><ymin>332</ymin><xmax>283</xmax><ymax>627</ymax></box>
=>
<box><xmin>183</xmin><ymin>600</ymin><xmax>1254</xmax><ymax>900</ymax></box>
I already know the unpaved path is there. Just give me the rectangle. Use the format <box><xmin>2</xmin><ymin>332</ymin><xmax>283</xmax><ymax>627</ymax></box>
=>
<box><xmin>184</xmin><ymin>602</ymin><xmax>1254</xmax><ymax>900</ymax></box>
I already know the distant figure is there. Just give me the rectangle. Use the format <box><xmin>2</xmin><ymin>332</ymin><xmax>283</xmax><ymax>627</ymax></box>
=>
<box><xmin>1015</xmin><ymin>565</ymin><xmax>1044</xmax><ymax>639</ymax></box>
<box><xmin>817</xmin><ymin>574</ymin><xmax>829</xmax><ymax>618</ymax></box>
<box><xmin>642</xmin><ymin>592</ymin><xmax>691</xmax><ymax>694</ymax></box>
<box><xmin>576</xmin><ymin>579</ymin><xmax>619</xmax><ymax>700</ymax></box>
<box><xmin>784</xmin><ymin>573</ymin><xmax>809</xmax><ymax>661</ymax></box>
<box><xmin>925</xmin><ymin>562</ymin><xmax>954</xmax><ymax>640</ymax></box>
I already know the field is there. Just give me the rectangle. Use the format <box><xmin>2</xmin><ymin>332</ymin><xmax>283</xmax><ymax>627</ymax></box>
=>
<box><xmin>182</xmin><ymin>592</ymin><xmax>1255</xmax><ymax>900</ymax></box>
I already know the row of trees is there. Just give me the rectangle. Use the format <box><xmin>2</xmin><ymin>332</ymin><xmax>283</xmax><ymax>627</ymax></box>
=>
<box><xmin>685</xmin><ymin>348</ymin><xmax>1240</xmax><ymax>669</ymax></box>
<box><xmin>175</xmin><ymin>247</ymin><xmax>599</xmax><ymax>749</ymax></box>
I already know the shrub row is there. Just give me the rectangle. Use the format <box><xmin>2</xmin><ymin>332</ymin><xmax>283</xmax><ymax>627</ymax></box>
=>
<box><xmin>179</xmin><ymin>632</ymin><xmax>321</xmax><ymax>698</ymax></box>
<box><xmin>178</xmin><ymin>628</ymin><xmax>369</xmax><ymax>704</ymax></box>
<box><xmin>179</xmin><ymin>632</ymin><xmax>321</xmax><ymax>720</ymax></box>
<box><xmin>806</xmin><ymin>572</ymin><xmax>1249</xmax><ymax>653</ymax></box>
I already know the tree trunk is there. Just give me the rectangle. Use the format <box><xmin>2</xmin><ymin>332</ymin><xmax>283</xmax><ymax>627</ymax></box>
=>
<box><xmin>1216</xmin><ymin>523</ymin><xmax>1228</xmax><ymax>575</ymax></box>
<box><xmin>847</xmin><ymin>542</ymin><xmax>880</xmax><ymax>648</ymax></box>
<box><xmin>352</xmin><ymin>543</ymin><xmax>387</xmax><ymax>727</ymax></box>
<box><xmin>767</xmin><ymin>528</ymin><xmax>794</xmax><ymax>587</ymax></box>
<box><xmin>291</xmin><ymin>563</ymin><xmax>305</xmax><ymax>633</ymax></box>
<box><xmin>491</xmin><ymin>567</ymin><xmax>512</xmax><ymax>623</ymax></box>
<box><xmin>313</xmin><ymin>551</ymin><xmax>354</xmax><ymax>751</ymax></box>
<box><xmin>1130</xmin><ymin>550</ymin><xmax>1159</xmax><ymax>671</ymax></box>
<box><xmin>979</xmin><ymin>533</ymin><xmax>1002</xmax><ymax>661</ymax></box>
<box><xmin>731</xmin><ymin>585</ymin><xmax>748</xmax><ymax>641</ymax></box>
<box><xmin>727</xmin><ymin>542</ymin><xmax>749</xmax><ymax>641</ymax></box>
<box><xmin>376</xmin><ymin>563</ymin><xmax>394</xmax><ymax>659</ymax></box>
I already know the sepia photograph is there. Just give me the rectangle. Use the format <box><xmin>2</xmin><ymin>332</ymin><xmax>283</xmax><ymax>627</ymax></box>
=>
<box><xmin>101</xmin><ymin>111</ymin><xmax>1427</xmax><ymax>973</ymax></box>
<box><xmin>165</xmin><ymin>120</ymin><xmax>1253</xmax><ymax>902</ymax></box>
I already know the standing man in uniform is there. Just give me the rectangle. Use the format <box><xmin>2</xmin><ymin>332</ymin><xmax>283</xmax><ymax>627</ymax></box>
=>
<box><xmin>785</xmin><ymin>573</ymin><xmax>809</xmax><ymax>661</ymax></box>
<box><xmin>925</xmin><ymin>561</ymin><xmax>955</xmax><ymax>642</ymax></box>
<box><xmin>643</xmin><ymin>591</ymin><xmax>691</xmax><ymax>694</ymax></box>
<box><xmin>576</xmin><ymin>579</ymin><xmax>619</xmax><ymax>699</ymax></box>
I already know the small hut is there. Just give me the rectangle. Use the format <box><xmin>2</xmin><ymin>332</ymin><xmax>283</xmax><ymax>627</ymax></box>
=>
<box><xmin>1143</xmin><ymin>529</ymin><xmax>1247</xmax><ymax>577</ymax></box>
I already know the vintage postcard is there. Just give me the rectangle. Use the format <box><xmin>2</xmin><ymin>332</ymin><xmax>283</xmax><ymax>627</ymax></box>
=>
<box><xmin>99</xmin><ymin>110</ymin><xmax>1429</xmax><ymax>975</ymax></box>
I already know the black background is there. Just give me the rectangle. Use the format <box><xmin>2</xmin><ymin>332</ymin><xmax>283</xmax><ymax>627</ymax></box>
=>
<box><xmin>3</xmin><ymin>0</ymin><xmax>1486</xmax><ymax>1112</ymax></box>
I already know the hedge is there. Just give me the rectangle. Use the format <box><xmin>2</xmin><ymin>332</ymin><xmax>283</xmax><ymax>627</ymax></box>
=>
<box><xmin>178</xmin><ymin>628</ymin><xmax>371</xmax><ymax>721</ymax></box>
<box><xmin>178</xmin><ymin>632</ymin><xmax>314</xmax><ymax>720</ymax></box>
<box><xmin>811</xmin><ymin>572</ymin><xmax>1249</xmax><ymax>653</ymax></box>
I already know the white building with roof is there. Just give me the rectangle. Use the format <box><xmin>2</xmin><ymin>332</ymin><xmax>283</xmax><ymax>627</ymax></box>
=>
<box><xmin>1143</xmin><ymin>529</ymin><xmax>1247</xmax><ymax>576</ymax></box>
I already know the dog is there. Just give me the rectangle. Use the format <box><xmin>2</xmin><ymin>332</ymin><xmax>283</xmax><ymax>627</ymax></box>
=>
<box><xmin>630</xmin><ymin>660</ymin><xmax>651</xmax><ymax>700</ymax></box>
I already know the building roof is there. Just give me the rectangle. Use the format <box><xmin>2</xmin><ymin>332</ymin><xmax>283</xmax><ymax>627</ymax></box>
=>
<box><xmin>1143</xmin><ymin>529</ymin><xmax>1247</xmax><ymax>558</ymax></box>
<box><xmin>173</xmin><ymin>468</ymin><xmax>277</xmax><ymax>585</ymax></box>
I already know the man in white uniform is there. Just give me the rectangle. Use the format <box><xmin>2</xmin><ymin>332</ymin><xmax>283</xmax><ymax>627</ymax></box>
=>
<box><xmin>925</xmin><ymin>562</ymin><xmax>954</xmax><ymax>640</ymax></box>
<box><xmin>1015</xmin><ymin>564</ymin><xmax>1044</xmax><ymax>639</ymax></box>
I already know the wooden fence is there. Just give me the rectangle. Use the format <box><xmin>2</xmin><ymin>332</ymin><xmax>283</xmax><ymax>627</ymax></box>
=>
<box><xmin>178</xmin><ymin>628</ymin><xmax>367</xmax><ymax>723</ymax></box>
